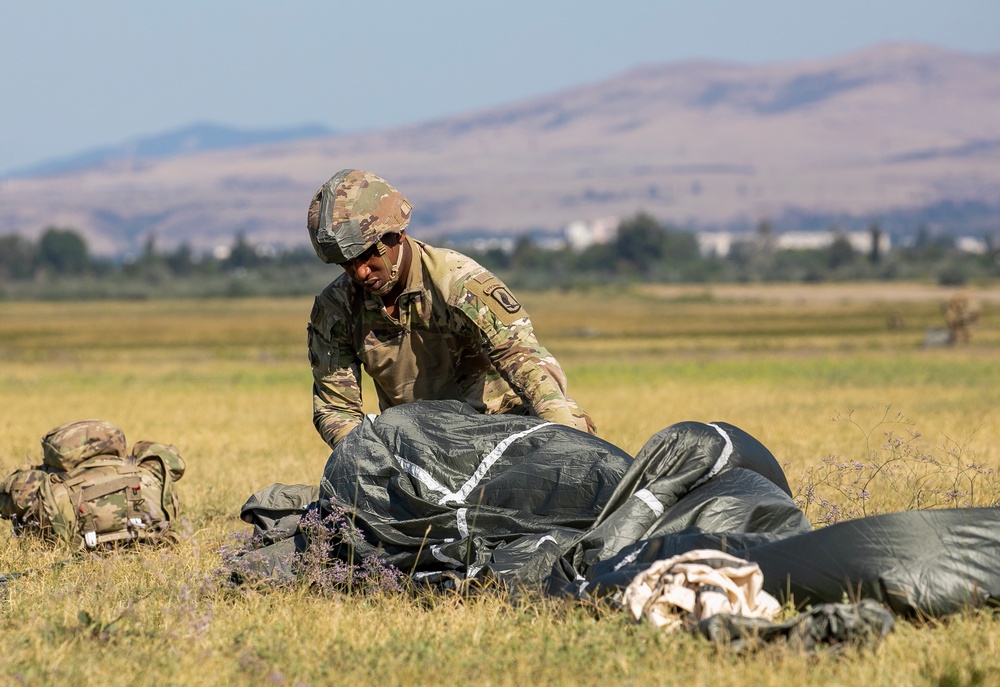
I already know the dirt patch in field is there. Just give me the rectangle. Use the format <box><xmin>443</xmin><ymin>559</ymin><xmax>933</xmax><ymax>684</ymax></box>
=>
<box><xmin>637</xmin><ymin>283</ymin><xmax>1000</xmax><ymax>306</ymax></box>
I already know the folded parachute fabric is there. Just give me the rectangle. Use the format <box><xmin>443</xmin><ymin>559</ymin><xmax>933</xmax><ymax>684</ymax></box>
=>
<box><xmin>238</xmin><ymin>399</ymin><xmax>1000</xmax><ymax>619</ymax></box>
<box><xmin>621</xmin><ymin>549</ymin><xmax>781</xmax><ymax>631</ymax></box>
<box><xmin>239</xmin><ymin>482</ymin><xmax>319</xmax><ymax>546</ymax></box>
<box><xmin>697</xmin><ymin>599</ymin><xmax>895</xmax><ymax>654</ymax></box>
<box><xmin>318</xmin><ymin>399</ymin><xmax>635</xmax><ymax>583</ymax></box>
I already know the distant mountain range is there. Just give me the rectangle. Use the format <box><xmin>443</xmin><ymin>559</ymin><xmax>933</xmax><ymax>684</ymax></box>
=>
<box><xmin>1</xmin><ymin>42</ymin><xmax>998</xmax><ymax>256</ymax></box>
<box><xmin>3</xmin><ymin>122</ymin><xmax>334</xmax><ymax>179</ymax></box>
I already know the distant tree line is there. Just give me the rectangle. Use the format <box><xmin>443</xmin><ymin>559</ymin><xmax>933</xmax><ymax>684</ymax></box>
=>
<box><xmin>0</xmin><ymin>227</ymin><xmax>333</xmax><ymax>299</ymax></box>
<box><xmin>1</xmin><ymin>216</ymin><xmax>998</xmax><ymax>299</ymax></box>
<box><xmin>465</xmin><ymin>214</ymin><xmax>1000</xmax><ymax>290</ymax></box>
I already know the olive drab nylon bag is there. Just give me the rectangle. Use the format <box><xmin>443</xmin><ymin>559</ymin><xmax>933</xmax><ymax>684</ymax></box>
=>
<box><xmin>0</xmin><ymin>420</ymin><xmax>185</xmax><ymax>549</ymax></box>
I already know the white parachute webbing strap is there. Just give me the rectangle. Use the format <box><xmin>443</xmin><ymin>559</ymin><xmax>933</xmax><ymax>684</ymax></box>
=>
<box><xmin>395</xmin><ymin>456</ymin><xmax>451</xmax><ymax>497</ymax></box>
<box><xmin>440</xmin><ymin>422</ymin><xmax>555</xmax><ymax>505</ymax></box>
<box><xmin>456</xmin><ymin>508</ymin><xmax>470</xmax><ymax>538</ymax></box>
<box><xmin>430</xmin><ymin>545</ymin><xmax>464</xmax><ymax>568</ymax></box>
<box><xmin>392</xmin><ymin>421</ymin><xmax>556</xmax><ymax>564</ymax></box>
<box><xmin>613</xmin><ymin>541</ymin><xmax>649</xmax><ymax>572</ymax></box>
<box><xmin>395</xmin><ymin>423</ymin><xmax>556</xmax><ymax>505</ymax></box>
<box><xmin>536</xmin><ymin>535</ymin><xmax>558</xmax><ymax>549</ymax></box>
<box><xmin>692</xmin><ymin>423</ymin><xmax>734</xmax><ymax>489</ymax></box>
<box><xmin>633</xmin><ymin>488</ymin><xmax>664</xmax><ymax>517</ymax></box>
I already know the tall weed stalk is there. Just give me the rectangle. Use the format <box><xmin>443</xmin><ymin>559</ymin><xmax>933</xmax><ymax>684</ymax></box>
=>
<box><xmin>217</xmin><ymin>504</ymin><xmax>403</xmax><ymax>596</ymax></box>
<box><xmin>794</xmin><ymin>406</ymin><xmax>999</xmax><ymax>525</ymax></box>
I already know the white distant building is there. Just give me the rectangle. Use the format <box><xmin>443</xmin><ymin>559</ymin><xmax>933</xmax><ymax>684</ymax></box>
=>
<box><xmin>695</xmin><ymin>229</ymin><xmax>891</xmax><ymax>258</ymax></box>
<box><xmin>776</xmin><ymin>230</ymin><xmax>890</xmax><ymax>254</ymax></box>
<box><xmin>955</xmin><ymin>236</ymin><xmax>988</xmax><ymax>254</ymax></box>
<box><xmin>696</xmin><ymin>231</ymin><xmax>736</xmax><ymax>258</ymax></box>
<box><xmin>564</xmin><ymin>216</ymin><xmax>619</xmax><ymax>250</ymax></box>
<box><xmin>775</xmin><ymin>231</ymin><xmax>835</xmax><ymax>250</ymax></box>
<box><xmin>467</xmin><ymin>236</ymin><xmax>516</xmax><ymax>253</ymax></box>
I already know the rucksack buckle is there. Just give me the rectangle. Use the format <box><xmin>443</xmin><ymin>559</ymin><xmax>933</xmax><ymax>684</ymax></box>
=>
<box><xmin>84</xmin><ymin>531</ymin><xmax>98</xmax><ymax>548</ymax></box>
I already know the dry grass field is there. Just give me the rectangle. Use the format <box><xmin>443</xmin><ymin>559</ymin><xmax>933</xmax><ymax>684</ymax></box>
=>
<box><xmin>0</xmin><ymin>282</ymin><xmax>998</xmax><ymax>686</ymax></box>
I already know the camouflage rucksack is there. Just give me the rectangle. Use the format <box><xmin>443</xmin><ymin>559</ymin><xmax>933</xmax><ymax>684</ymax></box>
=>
<box><xmin>0</xmin><ymin>420</ymin><xmax>185</xmax><ymax>549</ymax></box>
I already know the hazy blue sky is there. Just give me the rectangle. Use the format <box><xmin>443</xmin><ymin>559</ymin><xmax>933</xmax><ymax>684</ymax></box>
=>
<box><xmin>2</xmin><ymin>0</ymin><xmax>998</xmax><ymax>172</ymax></box>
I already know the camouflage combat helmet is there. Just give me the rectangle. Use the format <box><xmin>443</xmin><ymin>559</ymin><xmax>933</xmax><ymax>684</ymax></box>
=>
<box><xmin>307</xmin><ymin>169</ymin><xmax>412</xmax><ymax>265</ymax></box>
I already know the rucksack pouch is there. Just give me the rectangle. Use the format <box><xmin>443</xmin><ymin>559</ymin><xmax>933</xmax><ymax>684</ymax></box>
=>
<box><xmin>0</xmin><ymin>468</ymin><xmax>48</xmax><ymax>526</ymax></box>
<box><xmin>131</xmin><ymin>441</ymin><xmax>186</xmax><ymax>483</ymax></box>
<box><xmin>41</xmin><ymin>419</ymin><xmax>126</xmax><ymax>472</ymax></box>
<box><xmin>37</xmin><ymin>456</ymin><xmax>179</xmax><ymax>549</ymax></box>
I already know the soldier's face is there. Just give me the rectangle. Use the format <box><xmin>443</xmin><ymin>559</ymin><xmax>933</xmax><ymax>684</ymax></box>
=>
<box><xmin>339</xmin><ymin>234</ymin><xmax>404</xmax><ymax>293</ymax></box>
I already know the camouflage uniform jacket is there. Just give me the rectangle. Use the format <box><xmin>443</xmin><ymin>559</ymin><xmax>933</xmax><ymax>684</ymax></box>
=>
<box><xmin>308</xmin><ymin>238</ymin><xmax>593</xmax><ymax>449</ymax></box>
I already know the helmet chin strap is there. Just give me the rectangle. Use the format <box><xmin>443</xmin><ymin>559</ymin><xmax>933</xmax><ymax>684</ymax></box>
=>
<box><xmin>370</xmin><ymin>236</ymin><xmax>406</xmax><ymax>297</ymax></box>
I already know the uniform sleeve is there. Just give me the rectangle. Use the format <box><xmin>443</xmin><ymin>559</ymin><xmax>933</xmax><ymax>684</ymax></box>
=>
<box><xmin>308</xmin><ymin>295</ymin><xmax>364</xmax><ymax>449</ymax></box>
<box><xmin>455</xmin><ymin>271</ymin><xmax>595</xmax><ymax>434</ymax></box>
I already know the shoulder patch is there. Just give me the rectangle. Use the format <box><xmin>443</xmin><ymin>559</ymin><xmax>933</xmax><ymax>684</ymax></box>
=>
<box><xmin>466</xmin><ymin>272</ymin><xmax>524</xmax><ymax>326</ymax></box>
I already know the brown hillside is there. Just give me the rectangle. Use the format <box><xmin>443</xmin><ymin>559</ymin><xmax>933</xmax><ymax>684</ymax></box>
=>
<box><xmin>1</xmin><ymin>42</ymin><xmax>998</xmax><ymax>255</ymax></box>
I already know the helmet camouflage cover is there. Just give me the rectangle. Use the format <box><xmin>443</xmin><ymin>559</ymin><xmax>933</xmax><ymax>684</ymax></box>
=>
<box><xmin>307</xmin><ymin>169</ymin><xmax>412</xmax><ymax>264</ymax></box>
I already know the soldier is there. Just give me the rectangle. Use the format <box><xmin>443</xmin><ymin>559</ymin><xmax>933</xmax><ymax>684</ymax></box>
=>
<box><xmin>944</xmin><ymin>291</ymin><xmax>980</xmax><ymax>345</ymax></box>
<box><xmin>306</xmin><ymin>169</ymin><xmax>596</xmax><ymax>450</ymax></box>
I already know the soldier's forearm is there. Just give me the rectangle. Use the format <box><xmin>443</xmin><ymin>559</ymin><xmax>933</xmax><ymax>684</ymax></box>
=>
<box><xmin>314</xmin><ymin>413</ymin><xmax>362</xmax><ymax>451</ymax></box>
